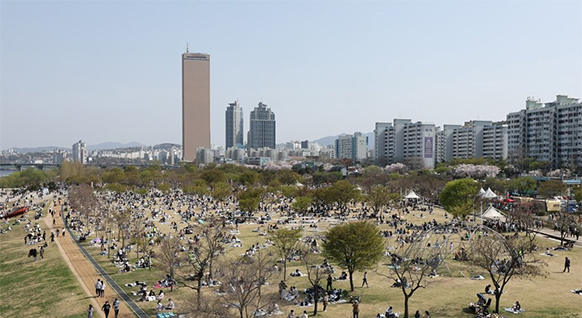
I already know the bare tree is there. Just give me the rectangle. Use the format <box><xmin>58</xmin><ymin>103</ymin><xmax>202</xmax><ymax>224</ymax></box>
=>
<box><xmin>155</xmin><ymin>236</ymin><xmax>182</xmax><ymax>291</ymax></box>
<box><xmin>270</xmin><ymin>227</ymin><xmax>302</xmax><ymax>280</ymax></box>
<box><xmin>551</xmin><ymin>211</ymin><xmax>576</xmax><ymax>246</ymax></box>
<box><xmin>68</xmin><ymin>184</ymin><xmax>99</xmax><ymax>224</ymax></box>
<box><xmin>301</xmin><ymin>249</ymin><xmax>327</xmax><ymax>316</ymax></box>
<box><xmin>378</xmin><ymin>230</ymin><xmax>446</xmax><ymax>318</ymax></box>
<box><xmin>180</xmin><ymin>220</ymin><xmax>226</xmax><ymax>309</ymax></box>
<box><xmin>216</xmin><ymin>251</ymin><xmax>278</xmax><ymax>318</ymax></box>
<box><xmin>114</xmin><ymin>208</ymin><xmax>132</xmax><ymax>249</ymax></box>
<box><xmin>468</xmin><ymin>227</ymin><xmax>546</xmax><ymax>313</ymax></box>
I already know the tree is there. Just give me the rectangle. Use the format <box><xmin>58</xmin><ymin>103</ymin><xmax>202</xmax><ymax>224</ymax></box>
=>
<box><xmin>552</xmin><ymin>210</ymin><xmax>576</xmax><ymax>246</ymax></box>
<box><xmin>379</xmin><ymin>230</ymin><xmax>445</xmax><ymax>318</ymax></box>
<box><xmin>574</xmin><ymin>187</ymin><xmax>582</xmax><ymax>203</ymax></box>
<box><xmin>366</xmin><ymin>185</ymin><xmax>390</xmax><ymax>213</ymax></box>
<box><xmin>439</xmin><ymin>178</ymin><xmax>479</xmax><ymax>218</ymax></box>
<box><xmin>301</xmin><ymin>249</ymin><xmax>327</xmax><ymax>316</ymax></box>
<box><xmin>322</xmin><ymin>221</ymin><xmax>384</xmax><ymax>291</ymax></box>
<box><xmin>292</xmin><ymin>196</ymin><xmax>312</xmax><ymax>214</ymax></box>
<box><xmin>68</xmin><ymin>184</ymin><xmax>99</xmax><ymax>225</ymax></box>
<box><xmin>238</xmin><ymin>170</ymin><xmax>259</xmax><ymax>186</ymax></box>
<box><xmin>211</xmin><ymin>182</ymin><xmax>232</xmax><ymax>208</ymax></box>
<box><xmin>362</xmin><ymin>165</ymin><xmax>383</xmax><ymax>177</ymax></box>
<box><xmin>537</xmin><ymin>180</ymin><xmax>566</xmax><ymax>198</ymax></box>
<box><xmin>113</xmin><ymin>208</ymin><xmax>132</xmax><ymax>248</ymax></box>
<box><xmin>238</xmin><ymin>188</ymin><xmax>264</xmax><ymax>217</ymax></box>
<box><xmin>327</xmin><ymin>180</ymin><xmax>360</xmax><ymax>213</ymax></box>
<box><xmin>155</xmin><ymin>236</ymin><xmax>182</xmax><ymax>291</ymax></box>
<box><xmin>468</xmin><ymin>227</ymin><xmax>546</xmax><ymax>313</ymax></box>
<box><xmin>270</xmin><ymin>228</ymin><xmax>302</xmax><ymax>280</ymax></box>
<box><xmin>217</xmin><ymin>251</ymin><xmax>278</xmax><ymax>318</ymax></box>
<box><xmin>181</xmin><ymin>220</ymin><xmax>226</xmax><ymax>309</ymax></box>
<box><xmin>509</xmin><ymin>177</ymin><xmax>536</xmax><ymax>195</ymax></box>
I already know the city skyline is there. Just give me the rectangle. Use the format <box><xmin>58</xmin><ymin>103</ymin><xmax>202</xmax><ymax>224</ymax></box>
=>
<box><xmin>1</xmin><ymin>1</ymin><xmax>581</xmax><ymax>149</ymax></box>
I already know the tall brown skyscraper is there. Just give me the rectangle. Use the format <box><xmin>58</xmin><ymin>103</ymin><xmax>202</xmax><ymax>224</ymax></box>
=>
<box><xmin>182</xmin><ymin>51</ymin><xmax>210</xmax><ymax>161</ymax></box>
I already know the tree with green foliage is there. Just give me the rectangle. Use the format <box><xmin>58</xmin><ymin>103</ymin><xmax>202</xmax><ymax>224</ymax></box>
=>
<box><xmin>537</xmin><ymin>180</ymin><xmax>566</xmax><ymax>198</ymax></box>
<box><xmin>238</xmin><ymin>188</ymin><xmax>264</xmax><ymax>216</ymax></box>
<box><xmin>327</xmin><ymin>180</ymin><xmax>360</xmax><ymax>212</ymax></box>
<box><xmin>211</xmin><ymin>182</ymin><xmax>232</xmax><ymax>207</ymax></box>
<box><xmin>156</xmin><ymin>183</ymin><xmax>171</xmax><ymax>194</ymax></box>
<box><xmin>276</xmin><ymin>169</ymin><xmax>301</xmax><ymax>185</ymax></box>
<box><xmin>238</xmin><ymin>170</ymin><xmax>259</xmax><ymax>186</ymax></box>
<box><xmin>322</xmin><ymin>221</ymin><xmax>384</xmax><ymax>291</ymax></box>
<box><xmin>439</xmin><ymin>178</ymin><xmax>479</xmax><ymax>218</ymax></box>
<box><xmin>509</xmin><ymin>177</ymin><xmax>537</xmax><ymax>195</ymax></box>
<box><xmin>366</xmin><ymin>185</ymin><xmax>390</xmax><ymax>213</ymax></box>
<box><xmin>200</xmin><ymin>168</ymin><xmax>227</xmax><ymax>185</ymax></box>
<box><xmin>279</xmin><ymin>185</ymin><xmax>298</xmax><ymax>199</ymax></box>
<box><xmin>271</xmin><ymin>228</ymin><xmax>303</xmax><ymax>280</ymax></box>
<box><xmin>292</xmin><ymin>196</ymin><xmax>312</xmax><ymax>213</ymax></box>
<box><xmin>574</xmin><ymin>187</ymin><xmax>582</xmax><ymax>203</ymax></box>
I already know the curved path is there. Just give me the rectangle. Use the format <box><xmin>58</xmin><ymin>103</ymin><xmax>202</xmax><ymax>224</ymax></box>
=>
<box><xmin>46</xmin><ymin>203</ymin><xmax>147</xmax><ymax>318</ymax></box>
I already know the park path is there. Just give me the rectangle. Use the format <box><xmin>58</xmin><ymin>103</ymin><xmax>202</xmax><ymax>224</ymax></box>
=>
<box><xmin>534</xmin><ymin>227</ymin><xmax>582</xmax><ymax>248</ymax></box>
<box><xmin>45</xmin><ymin>203</ymin><xmax>139</xmax><ymax>318</ymax></box>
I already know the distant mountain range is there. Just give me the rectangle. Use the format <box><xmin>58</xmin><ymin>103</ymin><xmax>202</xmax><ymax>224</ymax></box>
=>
<box><xmin>7</xmin><ymin>142</ymin><xmax>145</xmax><ymax>153</ymax></box>
<box><xmin>312</xmin><ymin>132</ymin><xmax>374</xmax><ymax>147</ymax></box>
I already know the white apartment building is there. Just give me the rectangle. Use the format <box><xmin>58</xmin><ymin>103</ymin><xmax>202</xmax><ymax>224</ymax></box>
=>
<box><xmin>335</xmin><ymin>132</ymin><xmax>368</xmax><ymax>162</ymax></box>
<box><xmin>375</xmin><ymin>119</ymin><xmax>436</xmax><ymax>169</ymax></box>
<box><xmin>507</xmin><ymin>95</ymin><xmax>581</xmax><ymax>169</ymax></box>
<box><xmin>72</xmin><ymin>140</ymin><xmax>87</xmax><ymax>164</ymax></box>
<box><xmin>436</xmin><ymin>121</ymin><xmax>508</xmax><ymax>163</ymax></box>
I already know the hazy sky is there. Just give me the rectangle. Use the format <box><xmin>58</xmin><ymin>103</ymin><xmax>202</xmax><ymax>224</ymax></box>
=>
<box><xmin>1</xmin><ymin>0</ymin><xmax>581</xmax><ymax>149</ymax></box>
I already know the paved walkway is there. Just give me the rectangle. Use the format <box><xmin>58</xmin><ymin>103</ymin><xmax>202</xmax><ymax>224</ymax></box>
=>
<box><xmin>534</xmin><ymin>228</ymin><xmax>582</xmax><ymax>247</ymax></box>
<box><xmin>46</xmin><ymin>203</ymin><xmax>144</xmax><ymax>318</ymax></box>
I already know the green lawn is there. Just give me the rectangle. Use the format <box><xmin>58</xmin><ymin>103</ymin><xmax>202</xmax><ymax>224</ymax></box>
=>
<box><xmin>0</xmin><ymin>201</ymin><xmax>88</xmax><ymax>318</ymax></box>
<box><xmin>79</xmin><ymin>203</ymin><xmax>582</xmax><ymax>318</ymax></box>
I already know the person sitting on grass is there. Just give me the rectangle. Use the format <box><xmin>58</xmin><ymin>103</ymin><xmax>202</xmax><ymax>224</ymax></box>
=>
<box><xmin>156</xmin><ymin>300</ymin><xmax>164</xmax><ymax>311</ymax></box>
<box><xmin>166</xmin><ymin>299</ymin><xmax>175</xmax><ymax>310</ymax></box>
<box><xmin>512</xmin><ymin>300</ymin><xmax>521</xmax><ymax>311</ymax></box>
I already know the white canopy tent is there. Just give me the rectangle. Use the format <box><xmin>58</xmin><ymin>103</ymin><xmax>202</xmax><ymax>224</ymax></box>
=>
<box><xmin>404</xmin><ymin>190</ymin><xmax>421</xmax><ymax>200</ymax></box>
<box><xmin>478</xmin><ymin>188</ymin><xmax>486</xmax><ymax>197</ymax></box>
<box><xmin>482</xmin><ymin>188</ymin><xmax>498</xmax><ymax>199</ymax></box>
<box><xmin>481</xmin><ymin>206</ymin><xmax>507</xmax><ymax>221</ymax></box>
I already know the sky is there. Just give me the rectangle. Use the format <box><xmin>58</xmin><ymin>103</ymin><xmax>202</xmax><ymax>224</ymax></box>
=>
<box><xmin>1</xmin><ymin>0</ymin><xmax>581</xmax><ymax>149</ymax></box>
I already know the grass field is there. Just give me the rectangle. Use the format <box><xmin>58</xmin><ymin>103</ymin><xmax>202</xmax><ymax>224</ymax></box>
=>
<box><xmin>0</xmin><ymin>200</ymin><xmax>88</xmax><ymax>318</ymax></box>
<box><xmin>77</xmin><ymin>200</ymin><xmax>582</xmax><ymax>318</ymax></box>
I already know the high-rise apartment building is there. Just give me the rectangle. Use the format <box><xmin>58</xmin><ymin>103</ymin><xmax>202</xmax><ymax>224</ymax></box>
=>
<box><xmin>482</xmin><ymin>122</ymin><xmax>508</xmax><ymax>161</ymax></box>
<box><xmin>72</xmin><ymin>140</ymin><xmax>87</xmax><ymax>164</ymax></box>
<box><xmin>249</xmin><ymin>102</ymin><xmax>276</xmax><ymax>149</ymax></box>
<box><xmin>436</xmin><ymin>120</ymin><xmax>508</xmax><ymax>163</ymax></box>
<box><xmin>182</xmin><ymin>51</ymin><xmax>210</xmax><ymax>162</ymax></box>
<box><xmin>335</xmin><ymin>132</ymin><xmax>368</xmax><ymax>162</ymax></box>
<box><xmin>507</xmin><ymin>95</ymin><xmax>581</xmax><ymax>169</ymax></box>
<box><xmin>375</xmin><ymin>119</ymin><xmax>436</xmax><ymax>169</ymax></box>
<box><xmin>225</xmin><ymin>101</ymin><xmax>244</xmax><ymax>148</ymax></box>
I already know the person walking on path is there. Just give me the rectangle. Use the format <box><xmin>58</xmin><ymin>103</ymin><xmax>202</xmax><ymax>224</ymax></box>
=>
<box><xmin>361</xmin><ymin>272</ymin><xmax>369</xmax><ymax>288</ymax></box>
<box><xmin>95</xmin><ymin>279</ymin><xmax>102</xmax><ymax>297</ymax></box>
<box><xmin>113</xmin><ymin>298</ymin><xmax>120</xmax><ymax>318</ymax></box>
<box><xmin>87</xmin><ymin>304</ymin><xmax>94</xmax><ymax>318</ymax></box>
<box><xmin>102</xmin><ymin>301</ymin><xmax>111</xmax><ymax>318</ymax></box>
<box><xmin>564</xmin><ymin>257</ymin><xmax>571</xmax><ymax>273</ymax></box>
<box><xmin>323</xmin><ymin>293</ymin><xmax>329</xmax><ymax>312</ymax></box>
<box><xmin>100</xmin><ymin>280</ymin><xmax>106</xmax><ymax>297</ymax></box>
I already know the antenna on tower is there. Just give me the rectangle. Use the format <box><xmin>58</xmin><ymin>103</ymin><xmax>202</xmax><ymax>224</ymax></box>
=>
<box><xmin>186</xmin><ymin>43</ymin><xmax>189</xmax><ymax>53</ymax></box>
